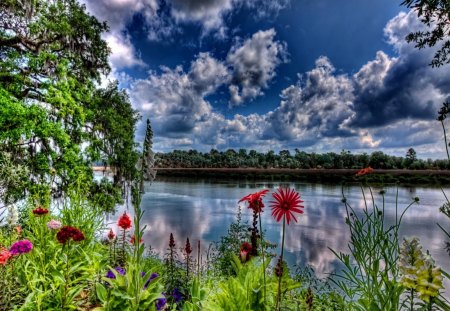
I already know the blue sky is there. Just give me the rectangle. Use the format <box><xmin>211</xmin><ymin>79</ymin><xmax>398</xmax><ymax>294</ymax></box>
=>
<box><xmin>82</xmin><ymin>0</ymin><xmax>450</xmax><ymax>158</ymax></box>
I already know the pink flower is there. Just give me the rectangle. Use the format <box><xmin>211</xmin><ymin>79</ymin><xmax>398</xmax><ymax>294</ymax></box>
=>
<box><xmin>47</xmin><ymin>220</ymin><xmax>62</xmax><ymax>230</ymax></box>
<box><xmin>9</xmin><ymin>239</ymin><xmax>33</xmax><ymax>255</ymax></box>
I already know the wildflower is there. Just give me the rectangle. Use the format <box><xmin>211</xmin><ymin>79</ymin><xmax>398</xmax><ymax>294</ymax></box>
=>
<box><xmin>32</xmin><ymin>207</ymin><xmax>49</xmax><ymax>216</ymax></box>
<box><xmin>416</xmin><ymin>255</ymin><xmax>443</xmax><ymax>303</ymax></box>
<box><xmin>143</xmin><ymin>272</ymin><xmax>159</xmax><ymax>289</ymax></box>
<box><xmin>47</xmin><ymin>219</ymin><xmax>62</xmax><ymax>230</ymax></box>
<box><xmin>156</xmin><ymin>295</ymin><xmax>167</xmax><ymax>311</ymax></box>
<box><xmin>239</xmin><ymin>189</ymin><xmax>269</xmax><ymax>213</ymax></box>
<box><xmin>274</xmin><ymin>256</ymin><xmax>283</xmax><ymax>277</ymax></box>
<box><xmin>355</xmin><ymin>167</ymin><xmax>374</xmax><ymax>176</ymax></box>
<box><xmin>56</xmin><ymin>226</ymin><xmax>85</xmax><ymax>244</ymax></box>
<box><xmin>130</xmin><ymin>234</ymin><xmax>143</xmax><ymax>245</ymax></box>
<box><xmin>240</xmin><ymin>242</ymin><xmax>252</xmax><ymax>263</ymax></box>
<box><xmin>169</xmin><ymin>233</ymin><xmax>175</xmax><ymax>248</ymax></box>
<box><xmin>399</xmin><ymin>237</ymin><xmax>425</xmax><ymax>289</ymax></box>
<box><xmin>185</xmin><ymin>238</ymin><xmax>192</xmax><ymax>255</ymax></box>
<box><xmin>0</xmin><ymin>248</ymin><xmax>11</xmax><ymax>265</ymax></box>
<box><xmin>6</xmin><ymin>204</ymin><xmax>18</xmax><ymax>226</ymax></box>
<box><xmin>270</xmin><ymin>187</ymin><xmax>304</xmax><ymax>225</ymax></box>
<box><xmin>172</xmin><ymin>288</ymin><xmax>183</xmax><ymax>303</ymax></box>
<box><xmin>118</xmin><ymin>212</ymin><xmax>132</xmax><ymax>230</ymax></box>
<box><xmin>107</xmin><ymin>229</ymin><xmax>115</xmax><ymax>240</ymax></box>
<box><xmin>14</xmin><ymin>226</ymin><xmax>22</xmax><ymax>236</ymax></box>
<box><xmin>9</xmin><ymin>239</ymin><xmax>33</xmax><ymax>255</ymax></box>
<box><xmin>105</xmin><ymin>267</ymin><xmax>126</xmax><ymax>279</ymax></box>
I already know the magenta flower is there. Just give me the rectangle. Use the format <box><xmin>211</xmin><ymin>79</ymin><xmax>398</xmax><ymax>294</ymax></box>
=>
<box><xmin>9</xmin><ymin>239</ymin><xmax>33</xmax><ymax>255</ymax></box>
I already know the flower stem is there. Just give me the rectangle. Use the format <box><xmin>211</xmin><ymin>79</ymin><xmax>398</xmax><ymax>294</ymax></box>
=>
<box><xmin>258</xmin><ymin>212</ymin><xmax>266</xmax><ymax>304</ymax></box>
<box><xmin>276</xmin><ymin>215</ymin><xmax>286</xmax><ymax>311</ymax></box>
<box><xmin>441</xmin><ymin>120</ymin><xmax>450</xmax><ymax>163</ymax></box>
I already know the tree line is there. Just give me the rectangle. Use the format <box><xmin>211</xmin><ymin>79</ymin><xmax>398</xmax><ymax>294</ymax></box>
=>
<box><xmin>155</xmin><ymin>148</ymin><xmax>449</xmax><ymax>170</ymax></box>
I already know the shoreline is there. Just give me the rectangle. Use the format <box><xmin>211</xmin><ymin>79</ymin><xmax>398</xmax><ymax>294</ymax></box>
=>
<box><xmin>154</xmin><ymin>168</ymin><xmax>450</xmax><ymax>185</ymax></box>
<box><xmin>92</xmin><ymin>167</ymin><xmax>450</xmax><ymax>184</ymax></box>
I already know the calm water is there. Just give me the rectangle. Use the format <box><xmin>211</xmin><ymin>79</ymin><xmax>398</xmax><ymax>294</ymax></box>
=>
<box><xmin>111</xmin><ymin>180</ymin><xmax>450</xmax><ymax>281</ymax></box>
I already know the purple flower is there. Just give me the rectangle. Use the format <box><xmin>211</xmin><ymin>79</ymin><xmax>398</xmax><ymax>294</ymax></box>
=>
<box><xmin>106</xmin><ymin>267</ymin><xmax>126</xmax><ymax>279</ymax></box>
<box><xmin>172</xmin><ymin>288</ymin><xmax>183</xmax><ymax>303</ymax></box>
<box><xmin>156</xmin><ymin>295</ymin><xmax>166</xmax><ymax>311</ymax></box>
<box><xmin>143</xmin><ymin>272</ymin><xmax>159</xmax><ymax>289</ymax></box>
<box><xmin>9</xmin><ymin>239</ymin><xmax>33</xmax><ymax>255</ymax></box>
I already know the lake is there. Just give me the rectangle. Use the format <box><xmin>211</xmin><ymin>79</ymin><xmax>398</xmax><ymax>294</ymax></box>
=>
<box><xmin>109</xmin><ymin>179</ymin><xmax>450</xmax><ymax>282</ymax></box>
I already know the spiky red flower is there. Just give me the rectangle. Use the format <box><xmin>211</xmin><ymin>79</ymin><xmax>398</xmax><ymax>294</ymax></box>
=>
<box><xmin>107</xmin><ymin>229</ymin><xmax>116</xmax><ymax>240</ymax></box>
<box><xmin>56</xmin><ymin>226</ymin><xmax>85</xmax><ymax>244</ymax></box>
<box><xmin>270</xmin><ymin>187</ymin><xmax>304</xmax><ymax>225</ymax></box>
<box><xmin>356</xmin><ymin>167</ymin><xmax>374</xmax><ymax>176</ymax></box>
<box><xmin>238</xmin><ymin>189</ymin><xmax>269</xmax><ymax>212</ymax></box>
<box><xmin>118</xmin><ymin>212</ymin><xmax>132</xmax><ymax>230</ymax></box>
<box><xmin>240</xmin><ymin>242</ymin><xmax>253</xmax><ymax>263</ymax></box>
<box><xmin>32</xmin><ymin>207</ymin><xmax>49</xmax><ymax>216</ymax></box>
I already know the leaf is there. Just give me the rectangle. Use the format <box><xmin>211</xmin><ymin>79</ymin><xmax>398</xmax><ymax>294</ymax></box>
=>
<box><xmin>96</xmin><ymin>283</ymin><xmax>108</xmax><ymax>303</ymax></box>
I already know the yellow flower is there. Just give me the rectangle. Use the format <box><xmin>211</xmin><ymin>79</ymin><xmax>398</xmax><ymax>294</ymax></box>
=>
<box><xmin>398</xmin><ymin>237</ymin><xmax>424</xmax><ymax>289</ymax></box>
<box><xmin>416</xmin><ymin>255</ymin><xmax>443</xmax><ymax>303</ymax></box>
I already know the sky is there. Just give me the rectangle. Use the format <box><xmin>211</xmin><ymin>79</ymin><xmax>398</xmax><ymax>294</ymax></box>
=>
<box><xmin>81</xmin><ymin>0</ymin><xmax>450</xmax><ymax>159</ymax></box>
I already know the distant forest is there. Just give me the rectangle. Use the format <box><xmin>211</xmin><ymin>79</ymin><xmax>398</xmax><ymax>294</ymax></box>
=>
<box><xmin>154</xmin><ymin>148</ymin><xmax>449</xmax><ymax>170</ymax></box>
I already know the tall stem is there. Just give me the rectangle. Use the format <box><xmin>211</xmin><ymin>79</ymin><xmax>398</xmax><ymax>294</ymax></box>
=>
<box><xmin>258</xmin><ymin>212</ymin><xmax>266</xmax><ymax>304</ymax></box>
<box><xmin>276</xmin><ymin>216</ymin><xmax>286</xmax><ymax>311</ymax></box>
<box><xmin>409</xmin><ymin>288</ymin><xmax>414</xmax><ymax>311</ymax></box>
<box><xmin>441</xmin><ymin>120</ymin><xmax>450</xmax><ymax>163</ymax></box>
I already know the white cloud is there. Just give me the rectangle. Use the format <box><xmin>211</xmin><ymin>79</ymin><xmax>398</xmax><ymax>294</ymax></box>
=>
<box><xmin>227</xmin><ymin>29</ymin><xmax>288</xmax><ymax>106</ymax></box>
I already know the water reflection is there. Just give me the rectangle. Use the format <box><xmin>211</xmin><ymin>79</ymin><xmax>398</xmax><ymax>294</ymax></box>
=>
<box><xmin>110</xmin><ymin>181</ymin><xmax>450</xmax><ymax>282</ymax></box>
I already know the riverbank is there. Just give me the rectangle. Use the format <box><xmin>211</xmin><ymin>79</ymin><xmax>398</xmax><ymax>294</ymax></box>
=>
<box><xmin>153</xmin><ymin>168</ymin><xmax>450</xmax><ymax>185</ymax></box>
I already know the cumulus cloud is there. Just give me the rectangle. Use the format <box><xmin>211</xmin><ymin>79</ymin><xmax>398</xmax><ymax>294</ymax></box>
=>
<box><xmin>266</xmin><ymin>57</ymin><xmax>355</xmax><ymax>142</ymax></box>
<box><xmin>227</xmin><ymin>29</ymin><xmax>288</xmax><ymax>106</ymax></box>
<box><xmin>170</xmin><ymin>0</ymin><xmax>232</xmax><ymax>32</ymax></box>
<box><xmin>81</xmin><ymin>0</ymin><xmax>152</xmax><ymax>78</ymax></box>
<box><xmin>126</xmin><ymin>10</ymin><xmax>449</xmax><ymax>158</ymax></box>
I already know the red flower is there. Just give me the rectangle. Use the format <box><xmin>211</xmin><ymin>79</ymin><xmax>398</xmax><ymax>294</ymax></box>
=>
<box><xmin>356</xmin><ymin>167</ymin><xmax>374</xmax><ymax>176</ymax></box>
<box><xmin>270</xmin><ymin>187</ymin><xmax>304</xmax><ymax>225</ymax></box>
<box><xmin>238</xmin><ymin>189</ymin><xmax>269</xmax><ymax>212</ymax></box>
<box><xmin>118</xmin><ymin>212</ymin><xmax>132</xmax><ymax>230</ymax></box>
<box><xmin>0</xmin><ymin>248</ymin><xmax>11</xmax><ymax>265</ymax></box>
<box><xmin>240</xmin><ymin>242</ymin><xmax>252</xmax><ymax>263</ymax></box>
<box><xmin>32</xmin><ymin>207</ymin><xmax>49</xmax><ymax>216</ymax></box>
<box><xmin>108</xmin><ymin>229</ymin><xmax>115</xmax><ymax>240</ymax></box>
<box><xmin>56</xmin><ymin>226</ymin><xmax>85</xmax><ymax>244</ymax></box>
<box><xmin>130</xmin><ymin>234</ymin><xmax>143</xmax><ymax>245</ymax></box>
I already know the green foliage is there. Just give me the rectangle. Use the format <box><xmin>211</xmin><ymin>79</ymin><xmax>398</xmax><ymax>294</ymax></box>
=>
<box><xmin>0</xmin><ymin>0</ymin><xmax>138</xmax><ymax>207</ymax></box>
<box><xmin>155</xmin><ymin>148</ymin><xmax>447</xmax><ymax>170</ymax></box>
<box><xmin>331</xmin><ymin>187</ymin><xmax>418</xmax><ymax>310</ymax></box>
<box><xmin>204</xmin><ymin>256</ymin><xmax>283</xmax><ymax>311</ymax></box>
<box><xmin>94</xmin><ymin>265</ymin><xmax>163</xmax><ymax>311</ymax></box>
<box><xmin>211</xmin><ymin>206</ymin><xmax>249</xmax><ymax>276</ymax></box>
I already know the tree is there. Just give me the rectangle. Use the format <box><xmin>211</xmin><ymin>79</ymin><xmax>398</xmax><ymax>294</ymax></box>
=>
<box><xmin>401</xmin><ymin>0</ymin><xmax>450</xmax><ymax>67</ymax></box>
<box><xmin>406</xmin><ymin>148</ymin><xmax>417</xmax><ymax>162</ymax></box>
<box><xmin>0</xmin><ymin>0</ymin><xmax>137</xmax><ymax>207</ymax></box>
<box><xmin>141</xmin><ymin>118</ymin><xmax>156</xmax><ymax>183</ymax></box>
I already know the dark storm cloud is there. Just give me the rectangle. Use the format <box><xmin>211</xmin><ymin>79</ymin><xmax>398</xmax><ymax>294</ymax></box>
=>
<box><xmin>350</xmin><ymin>12</ymin><xmax>450</xmax><ymax>127</ymax></box>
